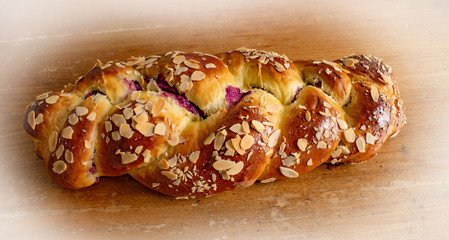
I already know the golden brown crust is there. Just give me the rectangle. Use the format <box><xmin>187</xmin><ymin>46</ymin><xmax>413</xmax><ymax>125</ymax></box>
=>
<box><xmin>23</xmin><ymin>48</ymin><xmax>406</xmax><ymax>198</ymax></box>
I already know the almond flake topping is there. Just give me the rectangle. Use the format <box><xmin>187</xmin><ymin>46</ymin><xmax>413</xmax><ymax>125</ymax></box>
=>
<box><xmin>167</xmin><ymin>133</ymin><xmax>179</xmax><ymax>146</ymax></box>
<box><xmin>214</xmin><ymin>131</ymin><xmax>226</xmax><ymax>150</ymax></box>
<box><xmin>282</xmin><ymin>156</ymin><xmax>297</xmax><ymax>167</ymax></box>
<box><xmin>86</xmin><ymin>112</ymin><xmax>96</xmax><ymax>121</ymax></box>
<box><xmin>142</xmin><ymin>149</ymin><xmax>151</xmax><ymax>163</ymax></box>
<box><xmin>65</xmin><ymin>150</ymin><xmax>74</xmax><ymax>163</ymax></box>
<box><xmin>189</xmin><ymin>151</ymin><xmax>200</xmax><ymax>163</ymax></box>
<box><xmin>305</xmin><ymin>111</ymin><xmax>311</xmax><ymax>121</ymax></box>
<box><xmin>152</xmin><ymin>99</ymin><xmax>165</xmax><ymax>117</ymax></box>
<box><xmin>161</xmin><ymin>171</ymin><xmax>178</xmax><ymax>180</ymax></box>
<box><xmin>111</xmin><ymin>114</ymin><xmax>126</xmax><ymax>127</ymax></box>
<box><xmin>343</xmin><ymin>128</ymin><xmax>356</xmax><ymax>143</ymax></box>
<box><xmin>184</xmin><ymin>59</ymin><xmax>200</xmax><ymax>69</ymax></box>
<box><xmin>28</xmin><ymin>111</ymin><xmax>36</xmax><ymax>130</ymax></box>
<box><xmin>49</xmin><ymin>131</ymin><xmax>58</xmax><ymax>152</ymax></box>
<box><xmin>227</xmin><ymin>161</ymin><xmax>244</xmax><ymax>175</ymax></box>
<box><xmin>342</xmin><ymin>58</ymin><xmax>355</xmax><ymax>67</ymax></box>
<box><xmin>370</xmin><ymin>86</ymin><xmax>379</xmax><ymax>102</ymax></box>
<box><xmin>135</xmin><ymin>146</ymin><xmax>143</xmax><ymax>154</ymax></box>
<box><xmin>205</xmin><ymin>63</ymin><xmax>216</xmax><ymax>69</ymax></box>
<box><xmin>241</xmin><ymin>121</ymin><xmax>250</xmax><ymax>134</ymax></box>
<box><xmin>356</xmin><ymin>137</ymin><xmax>366</xmax><ymax>152</ymax></box>
<box><xmin>260</xmin><ymin>178</ymin><xmax>276</xmax><ymax>183</ymax></box>
<box><xmin>75</xmin><ymin>106</ymin><xmax>89</xmax><ymax>116</ymax></box>
<box><xmin>55</xmin><ymin>145</ymin><xmax>64</xmax><ymax>159</ymax></box>
<box><xmin>121</xmin><ymin>152</ymin><xmax>138</xmax><ymax>164</ymax></box>
<box><xmin>306</xmin><ymin>159</ymin><xmax>313</xmax><ymax>166</ymax></box>
<box><xmin>119</xmin><ymin>124</ymin><xmax>134</xmax><ymax>139</ymax></box>
<box><xmin>191</xmin><ymin>71</ymin><xmax>206</xmax><ymax>81</ymax></box>
<box><xmin>154</xmin><ymin>122</ymin><xmax>166</xmax><ymax>136</ymax></box>
<box><xmin>179</xmin><ymin>75</ymin><xmax>193</xmax><ymax>92</ymax></box>
<box><xmin>268</xmin><ymin>129</ymin><xmax>281</xmax><ymax>147</ymax></box>
<box><xmin>61</xmin><ymin>126</ymin><xmax>74</xmax><ymax>139</ymax></box>
<box><xmin>123</xmin><ymin>108</ymin><xmax>134</xmax><ymax>119</ymax></box>
<box><xmin>338</xmin><ymin>145</ymin><xmax>351</xmax><ymax>155</ymax></box>
<box><xmin>52</xmin><ymin>160</ymin><xmax>67</xmax><ymax>174</ymax></box>
<box><xmin>331</xmin><ymin>148</ymin><xmax>342</xmax><ymax>158</ymax></box>
<box><xmin>251</xmin><ymin>120</ymin><xmax>265</xmax><ymax>133</ymax></box>
<box><xmin>229</xmin><ymin>123</ymin><xmax>243</xmax><ymax>135</ymax></box>
<box><xmin>158</xmin><ymin>159</ymin><xmax>170</xmax><ymax>169</ymax></box>
<box><xmin>32</xmin><ymin>115</ymin><xmax>42</xmax><ymax>128</ymax></box>
<box><xmin>297</xmin><ymin>138</ymin><xmax>308</xmax><ymax>151</ymax></box>
<box><xmin>68</xmin><ymin>114</ymin><xmax>78</xmax><ymax>125</ymax></box>
<box><xmin>173</xmin><ymin>55</ymin><xmax>185</xmax><ymax>65</ymax></box>
<box><xmin>111</xmin><ymin>131</ymin><xmax>121</xmax><ymax>141</ymax></box>
<box><xmin>213</xmin><ymin>159</ymin><xmax>235</xmax><ymax>171</ymax></box>
<box><xmin>317</xmin><ymin>141</ymin><xmax>327</xmax><ymax>149</ymax></box>
<box><xmin>336</xmin><ymin>119</ymin><xmax>348</xmax><ymax>130</ymax></box>
<box><xmin>366</xmin><ymin>133</ymin><xmax>377</xmax><ymax>145</ymax></box>
<box><xmin>323</xmin><ymin>101</ymin><xmax>332</xmax><ymax>108</ymax></box>
<box><xmin>274</xmin><ymin>62</ymin><xmax>286</xmax><ymax>72</ymax></box>
<box><xmin>240</xmin><ymin>134</ymin><xmax>255</xmax><ymax>150</ymax></box>
<box><xmin>325</xmin><ymin>68</ymin><xmax>332</xmax><ymax>75</ymax></box>
<box><xmin>279</xmin><ymin>166</ymin><xmax>299</xmax><ymax>178</ymax></box>
<box><xmin>45</xmin><ymin>95</ymin><xmax>59</xmax><ymax>104</ymax></box>
<box><xmin>204</xmin><ymin>133</ymin><xmax>215</xmax><ymax>145</ymax></box>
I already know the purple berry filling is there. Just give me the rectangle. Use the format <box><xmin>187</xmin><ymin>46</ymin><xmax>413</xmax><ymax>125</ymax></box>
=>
<box><xmin>89</xmin><ymin>162</ymin><xmax>97</xmax><ymax>175</ymax></box>
<box><xmin>146</xmin><ymin>75</ymin><xmax>205</xmax><ymax>118</ymax></box>
<box><xmin>225</xmin><ymin>86</ymin><xmax>248</xmax><ymax>110</ymax></box>
<box><xmin>85</xmin><ymin>90</ymin><xmax>104</xmax><ymax>99</ymax></box>
<box><xmin>126</xmin><ymin>79</ymin><xmax>142</xmax><ymax>92</ymax></box>
<box><xmin>315</xmin><ymin>79</ymin><xmax>322</xmax><ymax>88</ymax></box>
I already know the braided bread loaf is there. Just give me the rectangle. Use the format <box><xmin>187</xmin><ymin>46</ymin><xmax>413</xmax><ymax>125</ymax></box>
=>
<box><xmin>24</xmin><ymin>48</ymin><xmax>406</xmax><ymax>198</ymax></box>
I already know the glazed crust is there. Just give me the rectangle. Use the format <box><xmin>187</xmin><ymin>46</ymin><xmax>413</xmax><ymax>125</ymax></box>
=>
<box><xmin>24</xmin><ymin>48</ymin><xmax>406</xmax><ymax>198</ymax></box>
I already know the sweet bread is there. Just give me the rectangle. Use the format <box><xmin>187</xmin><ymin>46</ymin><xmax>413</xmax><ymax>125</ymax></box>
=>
<box><xmin>24</xmin><ymin>48</ymin><xmax>406</xmax><ymax>198</ymax></box>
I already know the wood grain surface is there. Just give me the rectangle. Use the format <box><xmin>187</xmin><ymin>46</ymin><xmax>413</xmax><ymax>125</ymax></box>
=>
<box><xmin>1</xmin><ymin>0</ymin><xmax>448</xmax><ymax>239</ymax></box>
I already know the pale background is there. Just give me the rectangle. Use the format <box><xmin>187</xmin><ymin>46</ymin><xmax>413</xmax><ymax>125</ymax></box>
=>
<box><xmin>1</xmin><ymin>0</ymin><xmax>448</xmax><ymax>239</ymax></box>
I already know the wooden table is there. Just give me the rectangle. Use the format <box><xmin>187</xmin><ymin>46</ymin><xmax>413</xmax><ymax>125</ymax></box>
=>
<box><xmin>1</xmin><ymin>0</ymin><xmax>448</xmax><ymax>239</ymax></box>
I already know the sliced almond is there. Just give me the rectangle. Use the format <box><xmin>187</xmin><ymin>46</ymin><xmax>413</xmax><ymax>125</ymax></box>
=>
<box><xmin>316</xmin><ymin>141</ymin><xmax>327</xmax><ymax>149</ymax></box>
<box><xmin>86</xmin><ymin>112</ymin><xmax>96</xmax><ymax>121</ymax></box>
<box><xmin>48</xmin><ymin>131</ymin><xmax>58</xmax><ymax>152</ymax></box>
<box><xmin>214</xmin><ymin>131</ymin><xmax>226</xmax><ymax>150</ymax></box>
<box><xmin>229</xmin><ymin>123</ymin><xmax>243</xmax><ymax>135</ymax></box>
<box><xmin>189</xmin><ymin>151</ymin><xmax>200</xmax><ymax>163</ymax></box>
<box><xmin>173</xmin><ymin>55</ymin><xmax>185</xmax><ymax>65</ymax></box>
<box><xmin>282</xmin><ymin>156</ymin><xmax>297</xmax><ymax>167</ymax></box>
<box><xmin>204</xmin><ymin>133</ymin><xmax>215</xmax><ymax>145</ymax></box>
<box><xmin>227</xmin><ymin>161</ymin><xmax>244</xmax><ymax>175</ymax></box>
<box><xmin>241</xmin><ymin>121</ymin><xmax>250</xmax><ymax>134</ymax></box>
<box><xmin>111</xmin><ymin>114</ymin><xmax>126</xmax><ymax>127</ymax></box>
<box><xmin>52</xmin><ymin>160</ymin><xmax>67</xmax><ymax>174</ymax></box>
<box><xmin>158</xmin><ymin>159</ymin><xmax>169</xmax><ymax>169</ymax></box>
<box><xmin>366</xmin><ymin>132</ymin><xmax>377</xmax><ymax>145</ymax></box>
<box><xmin>61</xmin><ymin>126</ymin><xmax>74</xmax><ymax>139</ymax></box>
<box><xmin>55</xmin><ymin>145</ymin><xmax>64</xmax><ymax>159</ymax></box>
<box><xmin>75</xmin><ymin>106</ymin><xmax>89</xmax><ymax>116</ymax></box>
<box><xmin>305</xmin><ymin>111</ymin><xmax>311</xmax><ymax>121</ymax></box>
<box><xmin>260</xmin><ymin>178</ymin><xmax>276</xmax><ymax>183</ymax></box>
<box><xmin>28</xmin><ymin>111</ymin><xmax>36</xmax><ymax>130</ymax></box>
<box><xmin>279</xmin><ymin>166</ymin><xmax>299</xmax><ymax>178</ymax></box>
<box><xmin>213</xmin><ymin>159</ymin><xmax>235</xmax><ymax>171</ymax></box>
<box><xmin>145</xmin><ymin>101</ymin><xmax>154</xmax><ymax>112</ymax></box>
<box><xmin>356</xmin><ymin>137</ymin><xmax>366</xmax><ymax>152</ymax></box>
<box><xmin>136</xmin><ymin>122</ymin><xmax>154</xmax><ymax>137</ymax></box>
<box><xmin>154</xmin><ymin>122</ymin><xmax>166</xmax><ymax>136</ymax></box>
<box><xmin>240</xmin><ymin>134</ymin><xmax>255</xmax><ymax>150</ymax></box>
<box><xmin>184</xmin><ymin>59</ymin><xmax>200</xmax><ymax>69</ymax></box>
<box><xmin>306</xmin><ymin>159</ymin><xmax>313</xmax><ymax>166</ymax></box>
<box><xmin>35</xmin><ymin>113</ymin><xmax>44</xmax><ymax>125</ymax></box>
<box><xmin>342</xmin><ymin>58</ymin><xmax>355</xmax><ymax>67</ymax></box>
<box><xmin>65</xmin><ymin>149</ymin><xmax>74</xmax><ymax>163</ymax></box>
<box><xmin>120</xmin><ymin>152</ymin><xmax>138</xmax><ymax>164</ymax></box>
<box><xmin>68</xmin><ymin>114</ymin><xmax>78</xmax><ymax>125</ymax></box>
<box><xmin>111</xmin><ymin>131</ymin><xmax>121</xmax><ymax>141</ymax></box>
<box><xmin>344</xmin><ymin>128</ymin><xmax>356</xmax><ymax>143</ymax></box>
<box><xmin>174</xmin><ymin>66</ymin><xmax>188</xmax><ymax>75</ymax></box>
<box><xmin>119</xmin><ymin>124</ymin><xmax>134</xmax><ymax>139</ymax></box>
<box><xmin>231</xmin><ymin>135</ymin><xmax>245</xmax><ymax>155</ymax></box>
<box><xmin>45</xmin><ymin>95</ymin><xmax>59</xmax><ymax>104</ymax></box>
<box><xmin>167</xmin><ymin>133</ymin><xmax>179</xmax><ymax>146</ymax></box>
<box><xmin>142</xmin><ymin>149</ymin><xmax>151</xmax><ymax>163</ymax></box>
<box><xmin>179</xmin><ymin>75</ymin><xmax>193</xmax><ymax>92</ymax></box>
<box><xmin>161</xmin><ymin>171</ymin><xmax>178</xmax><ymax>181</ymax></box>
<box><xmin>251</xmin><ymin>120</ymin><xmax>265</xmax><ymax>133</ymax></box>
<box><xmin>274</xmin><ymin>62</ymin><xmax>286</xmax><ymax>72</ymax></box>
<box><xmin>331</xmin><ymin>148</ymin><xmax>342</xmax><ymax>158</ymax></box>
<box><xmin>152</xmin><ymin>98</ymin><xmax>165</xmax><ymax>117</ymax></box>
<box><xmin>370</xmin><ymin>86</ymin><xmax>379</xmax><ymax>102</ymax></box>
<box><xmin>191</xmin><ymin>71</ymin><xmax>206</xmax><ymax>81</ymax></box>
<box><xmin>133</xmin><ymin>112</ymin><xmax>149</xmax><ymax>123</ymax></box>
<box><xmin>338</xmin><ymin>145</ymin><xmax>351</xmax><ymax>155</ymax></box>
<box><xmin>134</xmin><ymin>145</ymin><xmax>143</xmax><ymax>154</ymax></box>
<box><xmin>336</xmin><ymin>119</ymin><xmax>348</xmax><ymax>130</ymax></box>
<box><xmin>268</xmin><ymin>129</ymin><xmax>281</xmax><ymax>147</ymax></box>
<box><xmin>123</xmin><ymin>108</ymin><xmax>134</xmax><ymax>120</ymax></box>
<box><xmin>205</xmin><ymin>63</ymin><xmax>216</xmax><ymax>69</ymax></box>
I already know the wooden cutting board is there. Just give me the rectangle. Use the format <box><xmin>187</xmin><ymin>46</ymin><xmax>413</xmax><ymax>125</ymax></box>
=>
<box><xmin>1</xmin><ymin>0</ymin><xmax>448</xmax><ymax>239</ymax></box>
